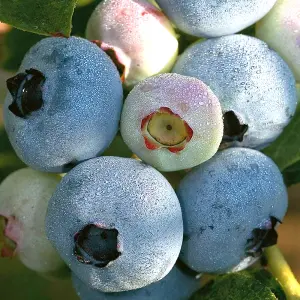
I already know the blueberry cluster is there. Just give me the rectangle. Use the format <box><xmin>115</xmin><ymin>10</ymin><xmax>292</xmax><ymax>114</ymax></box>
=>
<box><xmin>0</xmin><ymin>0</ymin><xmax>299</xmax><ymax>299</ymax></box>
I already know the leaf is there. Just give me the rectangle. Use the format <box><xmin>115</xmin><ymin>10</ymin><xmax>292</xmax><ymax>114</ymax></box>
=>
<box><xmin>282</xmin><ymin>160</ymin><xmax>300</xmax><ymax>187</ymax></box>
<box><xmin>251</xmin><ymin>269</ymin><xmax>286</xmax><ymax>300</ymax></box>
<box><xmin>0</xmin><ymin>0</ymin><xmax>77</xmax><ymax>36</ymax></box>
<box><xmin>263</xmin><ymin>84</ymin><xmax>300</xmax><ymax>171</ymax></box>
<box><xmin>1</xmin><ymin>1</ymin><xmax>103</xmax><ymax>72</ymax></box>
<box><xmin>190</xmin><ymin>270</ymin><xmax>285</xmax><ymax>300</ymax></box>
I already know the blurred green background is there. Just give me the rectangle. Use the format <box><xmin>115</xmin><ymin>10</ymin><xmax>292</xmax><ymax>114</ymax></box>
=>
<box><xmin>0</xmin><ymin>2</ymin><xmax>300</xmax><ymax>297</ymax></box>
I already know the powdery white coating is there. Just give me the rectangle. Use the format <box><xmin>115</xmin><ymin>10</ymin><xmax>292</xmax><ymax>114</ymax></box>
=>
<box><xmin>46</xmin><ymin>157</ymin><xmax>183</xmax><ymax>292</ymax></box>
<box><xmin>120</xmin><ymin>73</ymin><xmax>223</xmax><ymax>172</ymax></box>
<box><xmin>229</xmin><ymin>256</ymin><xmax>259</xmax><ymax>273</ymax></box>
<box><xmin>155</xmin><ymin>0</ymin><xmax>277</xmax><ymax>37</ymax></box>
<box><xmin>3</xmin><ymin>36</ymin><xmax>123</xmax><ymax>173</ymax></box>
<box><xmin>86</xmin><ymin>0</ymin><xmax>178</xmax><ymax>89</ymax></box>
<box><xmin>72</xmin><ymin>265</ymin><xmax>200</xmax><ymax>299</ymax></box>
<box><xmin>173</xmin><ymin>34</ymin><xmax>298</xmax><ymax>150</ymax></box>
<box><xmin>177</xmin><ymin>148</ymin><xmax>288</xmax><ymax>274</ymax></box>
<box><xmin>0</xmin><ymin>168</ymin><xmax>64</xmax><ymax>273</ymax></box>
<box><xmin>256</xmin><ymin>0</ymin><xmax>300</xmax><ymax>81</ymax></box>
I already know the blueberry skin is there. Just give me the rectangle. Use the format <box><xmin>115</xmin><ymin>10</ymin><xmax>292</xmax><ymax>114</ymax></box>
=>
<box><xmin>4</xmin><ymin>37</ymin><xmax>123</xmax><ymax>173</ymax></box>
<box><xmin>177</xmin><ymin>148</ymin><xmax>288</xmax><ymax>274</ymax></box>
<box><xmin>72</xmin><ymin>265</ymin><xmax>200</xmax><ymax>300</ymax></box>
<box><xmin>173</xmin><ymin>34</ymin><xmax>298</xmax><ymax>150</ymax></box>
<box><xmin>0</xmin><ymin>168</ymin><xmax>65</xmax><ymax>274</ymax></box>
<box><xmin>120</xmin><ymin>73</ymin><xmax>223</xmax><ymax>172</ymax></box>
<box><xmin>256</xmin><ymin>0</ymin><xmax>300</xmax><ymax>82</ymax></box>
<box><xmin>155</xmin><ymin>0</ymin><xmax>277</xmax><ymax>37</ymax></box>
<box><xmin>46</xmin><ymin>157</ymin><xmax>183</xmax><ymax>292</ymax></box>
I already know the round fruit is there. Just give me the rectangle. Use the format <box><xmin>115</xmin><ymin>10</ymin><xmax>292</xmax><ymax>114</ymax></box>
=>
<box><xmin>120</xmin><ymin>73</ymin><xmax>223</xmax><ymax>172</ymax></box>
<box><xmin>4</xmin><ymin>36</ymin><xmax>123</xmax><ymax>173</ymax></box>
<box><xmin>155</xmin><ymin>0</ymin><xmax>277</xmax><ymax>37</ymax></box>
<box><xmin>256</xmin><ymin>0</ymin><xmax>300</xmax><ymax>82</ymax></box>
<box><xmin>46</xmin><ymin>157</ymin><xmax>183</xmax><ymax>292</ymax></box>
<box><xmin>0</xmin><ymin>168</ymin><xmax>65</xmax><ymax>274</ymax></box>
<box><xmin>177</xmin><ymin>148</ymin><xmax>288</xmax><ymax>273</ymax></box>
<box><xmin>173</xmin><ymin>34</ymin><xmax>298</xmax><ymax>150</ymax></box>
<box><xmin>86</xmin><ymin>0</ymin><xmax>178</xmax><ymax>89</ymax></box>
<box><xmin>72</xmin><ymin>264</ymin><xmax>199</xmax><ymax>299</ymax></box>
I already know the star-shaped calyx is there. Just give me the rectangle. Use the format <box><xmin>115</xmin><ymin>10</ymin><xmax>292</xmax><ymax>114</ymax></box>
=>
<box><xmin>245</xmin><ymin>216</ymin><xmax>281</xmax><ymax>258</ymax></box>
<box><xmin>0</xmin><ymin>215</ymin><xmax>21</xmax><ymax>258</ymax></box>
<box><xmin>141</xmin><ymin>107</ymin><xmax>193</xmax><ymax>153</ymax></box>
<box><xmin>7</xmin><ymin>68</ymin><xmax>45</xmax><ymax>118</ymax></box>
<box><xmin>73</xmin><ymin>224</ymin><xmax>121</xmax><ymax>268</ymax></box>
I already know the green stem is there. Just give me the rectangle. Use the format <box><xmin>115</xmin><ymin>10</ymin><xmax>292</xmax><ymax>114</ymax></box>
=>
<box><xmin>265</xmin><ymin>245</ymin><xmax>300</xmax><ymax>300</ymax></box>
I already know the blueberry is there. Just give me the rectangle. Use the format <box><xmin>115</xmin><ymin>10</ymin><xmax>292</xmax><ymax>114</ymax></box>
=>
<box><xmin>256</xmin><ymin>0</ymin><xmax>300</xmax><ymax>82</ymax></box>
<box><xmin>0</xmin><ymin>168</ymin><xmax>65</xmax><ymax>275</ymax></box>
<box><xmin>3</xmin><ymin>36</ymin><xmax>123</xmax><ymax>173</ymax></box>
<box><xmin>46</xmin><ymin>157</ymin><xmax>183</xmax><ymax>292</ymax></box>
<box><xmin>155</xmin><ymin>0</ymin><xmax>277</xmax><ymax>37</ymax></box>
<box><xmin>177</xmin><ymin>148</ymin><xmax>288</xmax><ymax>273</ymax></box>
<box><xmin>86</xmin><ymin>0</ymin><xmax>178</xmax><ymax>89</ymax></box>
<box><xmin>72</xmin><ymin>264</ymin><xmax>200</xmax><ymax>299</ymax></box>
<box><xmin>173</xmin><ymin>34</ymin><xmax>298</xmax><ymax>150</ymax></box>
<box><xmin>120</xmin><ymin>73</ymin><xmax>223</xmax><ymax>171</ymax></box>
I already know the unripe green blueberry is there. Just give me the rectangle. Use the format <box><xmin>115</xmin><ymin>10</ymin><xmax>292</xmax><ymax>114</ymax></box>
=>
<box><xmin>86</xmin><ymin>0</ymin><xmax>178</xmax><ymax>89</ymax></box>
<box><xmin>120</xmin><ymin>73</ymin><xmax>223</xmax><ymax>171</ymax></box>
<box><xmin>256</xmin><ymin>0</ymin><xmax>300</xmax><ymax>81</ymax></box>
<box><xmin>0</xmin><ymin>168</ymin><xmax>66</xmax><ymax>275</ymax></box>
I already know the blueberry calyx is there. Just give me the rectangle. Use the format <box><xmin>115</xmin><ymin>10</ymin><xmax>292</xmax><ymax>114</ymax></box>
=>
<box><xmin>7</xmin><ymin>68</ymin><xmax>45</xmax><ymax>119</ymax></box>
<box><xmin>141</xmin><ymin>107</ymin><xmax>193</xmax><ymax>153</ymax></box>
<box><xmin>73</xmin><ymin>224</ymin><xmax>121</xmax><ymax>268</ymax></box>
<box><xmin>104</xmin><ymin>48</ymin><xmax>126</xmax><ymax>81</ymax></box>
<box><xmin>222</xmin><ymin>111</ymin><xmax>248</xmax><ymax>144</ymax></box>
<box><xmin>91</xmin><ymin>40</ymin><xmax>126</xmax><ymax>82</ymax></box>
<box><xmin>245</xmin><ymin>216</ymin><xmax>281</xmax><ymax>257</ymax></box>
<box><xmin>0</xmin><ymin>216</ymin><xmax>17</xmax><ymax>258</ymax></box>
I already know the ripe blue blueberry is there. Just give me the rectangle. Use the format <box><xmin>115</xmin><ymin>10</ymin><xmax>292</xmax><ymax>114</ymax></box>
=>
<box><xmin>72</xmin><ymin>264</ymin><xmax>199</xmax><ymax>299</ymax></box>
<box><xmin>173</xmin><ymin>34</ymin><xmax>298</xmax><ymax>150</ymax></box>
<box><xmin>46</xmin><ymin>157</ymin><xmax>183</xmax><ymax>292</ymax></box>
<box><xmin>177</xmin><ymin>148</ymin><xmax>288</xmax><ymax>274</ymax></box>
<box><xmin>155</xmin><ymin>0</ymin><xmax>277</xmax><ymax>37</ymax></box>
<box><xmin>3</xmin><ymin>36</ymin><xmax>123</xmax><ymax>172</ymax></box>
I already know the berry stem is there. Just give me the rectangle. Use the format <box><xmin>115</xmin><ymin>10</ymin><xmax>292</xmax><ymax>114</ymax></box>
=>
<box><xmin>131</xmin><ymin>154</ymin><xmax>141</xmax><ymax>161</ymax></box>
<box><xmin>265</xmin><ymin>245</ymin><xmax>300</xmax><ymax>300</ymax></box>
